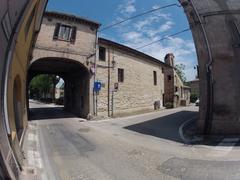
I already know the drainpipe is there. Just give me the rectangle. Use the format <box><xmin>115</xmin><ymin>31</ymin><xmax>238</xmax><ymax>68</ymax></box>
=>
<box><xmin>181</xmin><ymin>0</ymin><xmax>214</xmax><ymax>134</ymax></box>
<box><xmin>94</xmin><ymin>29</ymin><xmax>98</xmax><ymax>116</ymax></box>
<box><xmin>107</xmin><ymin>48</ymin><xmax>111</xmax><ymax>117</ymax></box>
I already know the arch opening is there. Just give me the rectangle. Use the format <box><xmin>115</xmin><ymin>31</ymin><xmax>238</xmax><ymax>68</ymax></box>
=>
<box><xmin>27</xmin><ymin>57</ymin><xmax>91</xmax><ymax>120</ymax></box>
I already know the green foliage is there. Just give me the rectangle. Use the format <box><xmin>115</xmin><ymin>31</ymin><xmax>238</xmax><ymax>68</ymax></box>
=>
<box><xmin>165</xmin><ymin>102</ymin><xmax>173</xmax><ymax>109</ymax></box>
<box><xmin>190</xmin><ymin>93</ymin><xmax>198</xmax><ymax>103</ymax></box>
<box><xmin>175</xmin><ymin>64</ymin><xmax>187</xmax><ymax>83</ymax></box>
<box><xmin>29</xmin><ymin>74</ymin><xmax>60</xmax><ymax>101</ymax></box>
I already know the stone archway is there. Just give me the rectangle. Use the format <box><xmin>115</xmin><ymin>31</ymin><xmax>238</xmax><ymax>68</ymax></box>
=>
<box><xmin>179</xmin><ymin>0</ymin><xmax>240</xmax><ymax>134</ymax></box>
<box><xmin>28</xmin><ymin>57</ymin><xmax>93</xmax><ymax>118</ymax></box>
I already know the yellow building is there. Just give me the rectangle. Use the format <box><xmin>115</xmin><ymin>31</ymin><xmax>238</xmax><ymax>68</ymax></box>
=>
<box><xmin>0</xmin><ymin>0</ymin><xmax>47</xmax><ymax>179</ymax></box>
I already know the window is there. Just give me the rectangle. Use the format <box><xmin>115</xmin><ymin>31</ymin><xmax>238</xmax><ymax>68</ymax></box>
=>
<box><xmin>175</xmin><ymin>86</ymin><xmax>178</xmax><ymax>92</ymax></box>
<box><xmin>99</xmin><ymin>46</ymin><xmax>106</xmax><ymax>61</ymax></box>
<box><xmin>59</xmin><ymin>25</ymin><xmax>71</xmax><ymax>40</ymax></box>
<box><xmin>118</xmin><ymin>68</ymin><xmax>124</xmax><ymax>83</ymax></box>
<box><xmin>168</xmin><ymin>75</ymin><xmax>172</xmax><ymax>81</ymax></box>
<box><xmin>153</xmin><ymin>71</ymin><xmax>157</xmax><ymax>86</ymax></box>
<box><xmin>53</xmin><ymin>23</ymin><xmax>77</xmax><ymax>42</ymax></box>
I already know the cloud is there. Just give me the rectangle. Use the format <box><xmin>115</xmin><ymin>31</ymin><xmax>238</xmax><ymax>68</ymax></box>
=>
<box><xmin>159</xmin><ymin>21</ymin><xmax>174</xmax><ymax>33</ymax></box>
<box><xmin>111</xmin><ymin>3</ymin><xmax>197</xmax><ymax>80</ymax></box>
<box><xmin>118</xmin><ymin>0</ymin><xmax>136</xmax><ymax>16</ymax></box>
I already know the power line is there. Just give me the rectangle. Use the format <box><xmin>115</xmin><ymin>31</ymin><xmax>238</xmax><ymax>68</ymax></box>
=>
<box><xmin>99</xmin><ymin>3</ymin><xmax>181</xmax><ymax>32</ymax></box>
<box><xmin>136</xmin><ymin>28</ymin><xmax>190</xmax><ymax>50</ymax></box>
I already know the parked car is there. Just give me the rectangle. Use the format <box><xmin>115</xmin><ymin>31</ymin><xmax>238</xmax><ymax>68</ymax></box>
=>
<box><xmin>195</xmin><ymin>99</ymin><xmax>200</xmax><ymax>106</ymax></box>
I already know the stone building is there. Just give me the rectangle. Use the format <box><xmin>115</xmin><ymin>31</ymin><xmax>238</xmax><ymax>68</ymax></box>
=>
<box><xmin>163</xmin><ymin>53</ymin><xmax>190</xmax><ymax>108</ymax></box>
<box><xmin>30</xmin><ymin>11</ymin><xmax>190</xmax><ymax>118</ymax></box>
<box><xmin>188</xmin><ymin>79</ymin><xmax>199</xmax><ymax>97</ymax></box>
<box><xmin>30</xmin><ymin>11</ymin><xmax>100</xmax><ymax>118</ymax></box>
<box><xmin>96</xmin><ymin>38</ymin><xmax>168</xmax><ymax>117</ymax></box>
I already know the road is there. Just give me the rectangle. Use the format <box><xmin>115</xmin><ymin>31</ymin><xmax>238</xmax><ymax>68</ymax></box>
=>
<box><xmin>22</xmin><ymin>101</ymin><xmax>240</xmax><ymax>180</ymax></box>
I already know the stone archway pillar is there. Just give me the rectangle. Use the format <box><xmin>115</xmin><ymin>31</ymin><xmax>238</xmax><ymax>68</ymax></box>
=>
<box><xmin>179</xmin><ymin>0</ymin><xmax>240</xmax><ymax>135</ymax></box>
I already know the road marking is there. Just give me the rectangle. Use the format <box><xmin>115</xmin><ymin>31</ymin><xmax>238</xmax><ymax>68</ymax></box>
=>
<box><xmin>207</xmin><ymin>138</ymin><xmax>239</xmax><ymax>157</ymax></box>
<box><xmin>27</xmin><ymin>150</ymin><xmax>43</xmax><ymax>168</ymax></box>
<box><xmin>28</xmin><ymin>133</ymin><xmax>37</xmax><ymax>141</ymax></box>
<box><xmin>179</xmin><ymin>116</ymin><xmax>199</xmax><ymax>144</ymax></box>
<box><xmin>26</xmin><ymin>126</ymin><xmax>47</xmax><ymax>179</ymax></box>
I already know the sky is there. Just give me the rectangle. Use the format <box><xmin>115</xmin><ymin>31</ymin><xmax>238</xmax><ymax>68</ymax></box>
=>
<box><xmin>47</xmin><ymin>0</ymin><xmax>198</xmax><ymax>81</ymax></box>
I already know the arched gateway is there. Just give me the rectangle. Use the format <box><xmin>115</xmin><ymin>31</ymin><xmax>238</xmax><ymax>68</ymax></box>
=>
<box><xmin>28</xmin><ymin>57</ymin><xmax>92</xmax><ymax>118</ymax></box>
<box><xmin>28</xmin><ymin>11</ymin><xmax>100</xmax><ymax>118</ymax></box>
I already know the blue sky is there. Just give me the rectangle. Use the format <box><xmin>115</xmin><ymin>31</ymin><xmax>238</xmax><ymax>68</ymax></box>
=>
<box><xmin>47</xmin><ymin>0</ymin><xmax>198</xmax><ymax>81</ymax></box>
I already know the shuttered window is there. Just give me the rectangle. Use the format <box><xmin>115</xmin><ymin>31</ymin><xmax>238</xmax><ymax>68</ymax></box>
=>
<box><xmin>53</xmin><ymin>23</ymin><xmax>77</xmax><ymax>43</ymax></box>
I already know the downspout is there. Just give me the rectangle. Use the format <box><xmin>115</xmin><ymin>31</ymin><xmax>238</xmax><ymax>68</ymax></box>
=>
<box><xmin>94</xmin><ymin>29</ymin><xmax>98</xmax><ymax>116</ymax></box>
<box><xmin>107</xmin><ymin>48</ymin><xmax>111</xmax><ymax>117</ymax></box>
<box><xmin>181</xmin><ymin>0</ymin><xmax>214</xmax><ymax>134</ymax></box>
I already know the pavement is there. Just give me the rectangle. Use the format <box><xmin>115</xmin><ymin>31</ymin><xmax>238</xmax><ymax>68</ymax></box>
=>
<box><xmin>21</xmin><ymin>101</ymin><xmax>240</xmax><ymax>180</ymax></box>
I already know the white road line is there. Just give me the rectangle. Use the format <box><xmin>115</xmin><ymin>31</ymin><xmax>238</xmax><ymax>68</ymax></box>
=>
<box><xmin>28</xmin><ymin>133</ymin><xmax>37</xmax><ymax>141</ymax></box>
<box><xmin>179</xmin><ymin>116</ymin><xmax>199</xmax><ymax>144</ymax></box>
<box><xmin>207</xmin><ymin>138</ymin><xmax>239</xmax><ymax>157</ymax></box>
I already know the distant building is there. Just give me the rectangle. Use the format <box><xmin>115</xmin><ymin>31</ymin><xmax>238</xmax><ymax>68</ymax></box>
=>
<box><xmin>55</xmin><ymin>83</ymin><xmax>64</xmax><ymax>99</ymax></box>
<box><xmin>163</xmin><ymin>53</ymin><xmax>190</xmax><ymax>107</ymax></box>
<box><xmin>188</xmin><ymin>79</ymin><xmax>199</xmax><ymax>97</ymax></box>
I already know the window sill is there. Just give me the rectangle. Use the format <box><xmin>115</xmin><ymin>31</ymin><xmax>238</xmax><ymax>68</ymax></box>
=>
<box><xmin>53</xmin><ymin>38</ymin><xmax>75</xmax><ymax>44</ymax></box>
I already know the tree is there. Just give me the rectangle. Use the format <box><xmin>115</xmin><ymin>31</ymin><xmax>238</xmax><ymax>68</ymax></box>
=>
<box><xmin>175</xmin><ymin>63</ymin><xmax>187</xmax><ymax>83</ymax></box>
<box><xmin>29</xmin><ymin>74</ymin><xmax>60</xmax><ymax>101</ymax></box>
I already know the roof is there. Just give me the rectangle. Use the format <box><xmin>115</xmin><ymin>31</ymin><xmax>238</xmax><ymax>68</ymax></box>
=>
<box><xmin>183</xmin><ymin>85</ymin><xmax>191</xmax><ymax>89</ymax></box>
<box><xmin>98</xmin><ymin>38</ymin><xmax>172</xmax><ymax>68</ymax></box>
<box><xmin>188</xmin><ymin>79</ymin><xmax>199</xmax><ymax>83</ymax></box>
<box><xmin>44</xmin><ymin>11</ymin><xmax>101</xmax><ymax>29</ymax></box>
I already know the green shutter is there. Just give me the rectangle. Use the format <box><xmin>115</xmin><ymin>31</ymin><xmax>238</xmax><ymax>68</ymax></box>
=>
<box><xmin>70</xmin><ymin>26</ymin><xmax>77</xmax><ymax>43</ymax></box>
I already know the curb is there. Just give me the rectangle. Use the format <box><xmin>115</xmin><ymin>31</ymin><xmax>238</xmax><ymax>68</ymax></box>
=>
<box><xmin>179</xmin><ymin>117</ymin><xmax>202</xmax><ymax>144</ymax></box>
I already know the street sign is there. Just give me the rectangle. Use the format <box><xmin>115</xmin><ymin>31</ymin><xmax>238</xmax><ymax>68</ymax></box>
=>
<box><xmin>94</xmin><ymin>81</ymin><xmax>102</xmax><ymax>92</ymax></box>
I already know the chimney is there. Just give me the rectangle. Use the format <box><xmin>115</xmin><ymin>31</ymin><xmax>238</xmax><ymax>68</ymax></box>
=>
<box><xmin>164</xmin><ymin>53</ymin><xmax>175</xmax><ymax>67</ymax></box>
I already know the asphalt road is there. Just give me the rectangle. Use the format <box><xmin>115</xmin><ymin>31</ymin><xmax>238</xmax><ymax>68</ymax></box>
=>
<box><xmin>22</xmin><ymin>102</ymin><xmax>240</xmax><ymax>180</ymax></box>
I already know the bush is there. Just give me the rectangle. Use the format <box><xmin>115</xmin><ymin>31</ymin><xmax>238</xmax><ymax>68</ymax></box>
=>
<box><xmin>190</xmin><ymin>93</ymin><xmax>198</xmax><ymax>103</ymax></box>
<box><xmin>165</xmin><ymin>102</ymin><xmax>173</xmax><ymax>109</ymax></box>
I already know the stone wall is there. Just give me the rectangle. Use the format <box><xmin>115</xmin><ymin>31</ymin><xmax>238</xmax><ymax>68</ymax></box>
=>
<box><xmin>180</xmin><ymin>0</ymin><xmax>240</xmax><ymax>134</ymax></box>
<box><xmin>96</xmin><ymin>42</ymin><xmax>165</xmax><ymax>117</ymax></box>
<box><xmin>32</xmin><ymin>15</ymin><xmax>97</xmax><ymax>65</ymax></box>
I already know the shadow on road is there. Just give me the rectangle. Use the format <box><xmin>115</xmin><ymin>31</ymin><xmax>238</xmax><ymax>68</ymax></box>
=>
<box><xmin>124</xmin><ymin>111</ymin><xmax>198</xmax><ymax>144</ymax></box>
<box><xmin>29</xmin><ymin>107</ymin><xmax>77</xmax><ymax>120</ymax></box>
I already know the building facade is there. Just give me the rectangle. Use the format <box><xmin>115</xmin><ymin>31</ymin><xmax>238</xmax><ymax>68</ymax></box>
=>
<box><xmin>96</xmin><ymin>38</ymin><xmax>167</xmax><ymax>117</ymax></box>
<box><xmin>30</xmin><ymin>11</ymin><xmax>190</xmax><ymax>119</ymax></box>
<box><xmin>30</xmin><ymin>11</ymin><xmax>100</xmax><ymax>118</ymax></box>
<box><xmin>188</xmin><ymin>79</ymin><xmax>199</xmax><ymax>97</ymax></box>
<box><xmin>164</xmin><ymin>53</ymin><xmax>190</xmax><ymax>108</ymax></box>
<box><xmin>0</xmin><ymin>1</ymin><xmax>47</xmax><ymax>179</ymax></box>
